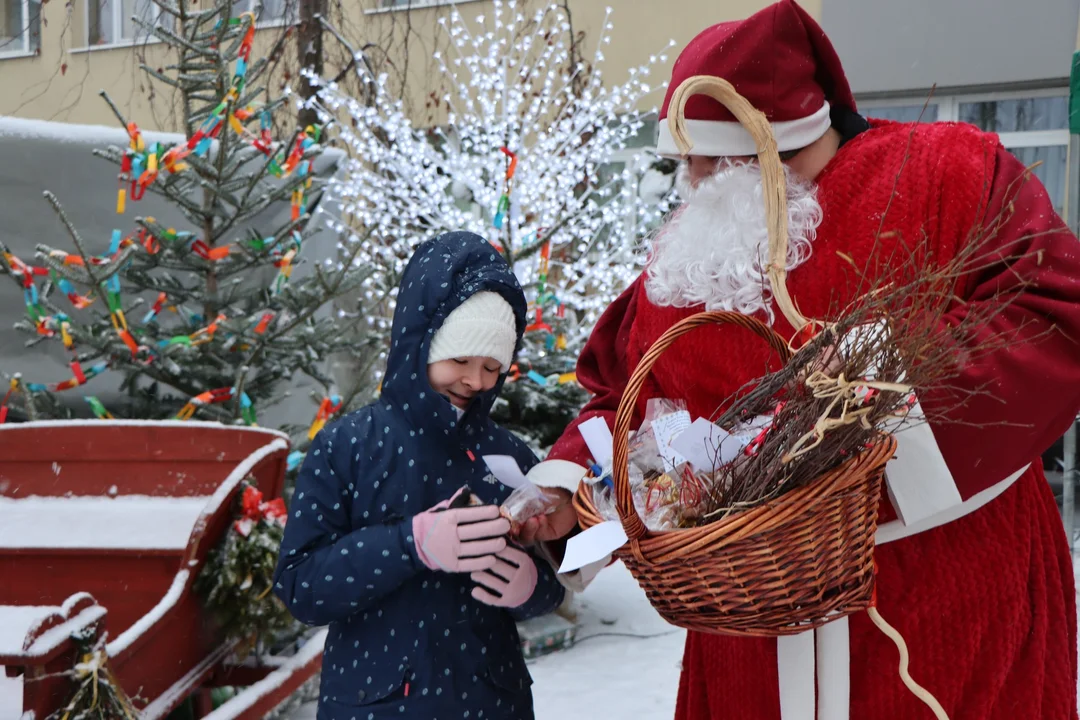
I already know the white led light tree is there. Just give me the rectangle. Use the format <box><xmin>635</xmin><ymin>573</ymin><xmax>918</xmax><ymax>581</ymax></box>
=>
<box><xmin>309</xmin><ymin>1</ymin><xmax>677</xmax><ymax>447</ymax></box>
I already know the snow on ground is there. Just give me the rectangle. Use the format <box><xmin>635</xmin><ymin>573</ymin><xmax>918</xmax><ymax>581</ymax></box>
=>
<box><xmin>0</xmin><ymin>606</ymin><xmax>45</xmax><ymax>718</ymax></box>
<box><xmin>285</xmin><ymin>561</ymin><xmax>685</xmax><ymax>719</ymax></box>
<box><xmin>0</xmin><ymin>495</ymin><xmax>209</xmax><ymax>549</ymax></box>
<box><xmin>0</xmin><ymin>671</ymin><xmax>21</xmax><ymax>719</ymax></box>
<box><xmin>529</xmin><ymin>561</ymin><xmax>685</xmax><ymax>719</ymax></box>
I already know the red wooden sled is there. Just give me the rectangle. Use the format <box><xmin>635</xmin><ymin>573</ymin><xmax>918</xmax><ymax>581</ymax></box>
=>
<box><xmin>0</xmin><ymin>420</ymin><xmax>323</xmax><ymax>719</ymax></box>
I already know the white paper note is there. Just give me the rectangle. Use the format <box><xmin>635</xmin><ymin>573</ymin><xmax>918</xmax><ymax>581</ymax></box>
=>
<box><xmin>558</xmin><ymin>521</ymin><xmax>628</xmax><ymax>573</ymax></box>
<box><xmin>482</xmin><ymin>454</ymin><xmax>531</xmax><ymax>490</ymax></box>
<box><xmin>879</xmin><ymin>399</ymin><xmax>962</xmax><ymax>527</ymax></box>
<box><xmin>670</xmin><ymin>417</ymin><xmax>742</xmax><ymax>472</ymax></box>
<box><xmin>578</xmin><ymin>416</ymin><xmax>614</xmax><ymax>469</ymax></box>
<box><xmin>650</xmin><ymin>410</ymin><xmax>691</xmax><ymax>473</ymax></box>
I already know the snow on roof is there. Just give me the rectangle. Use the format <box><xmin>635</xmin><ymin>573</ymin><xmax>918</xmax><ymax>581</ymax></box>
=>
<box><xmin>0</xmin><ymin>116</ymin><xmax>185</xmax><ymax>146</ymax></box>
<box><xmin>0</xmin><ymin>419</ymin><xmax>289</xmax><ymax>440</ymax></box>
<box><xmin>0</xmin><ymin>495</ymin><xmax>209</xmax><ymax>550</ymax></box>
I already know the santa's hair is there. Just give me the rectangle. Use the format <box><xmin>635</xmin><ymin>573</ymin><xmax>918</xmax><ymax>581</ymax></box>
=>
<box><xmin>644</xmin><ymin>161</ymin><xmax>823</xmax><ymax>324</ymax></box>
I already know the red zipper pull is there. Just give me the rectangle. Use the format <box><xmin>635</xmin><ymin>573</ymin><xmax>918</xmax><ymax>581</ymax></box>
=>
<box><xmin>404</xmin><ymin>682</ymin><xmax>410</xmax><ymax>697</ymax></box>
<box><xmin>466</xmin><ymin>449</ymin><xmax>476</xmax><ymax>462</ymax></box>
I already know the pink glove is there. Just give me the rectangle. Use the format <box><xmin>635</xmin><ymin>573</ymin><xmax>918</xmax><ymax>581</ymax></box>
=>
<box><xmin>412</xmin><ymin>491</ymin><xmax>510</xmax><ymax>573</ymax></box>
<box><xmin>470</xmin><ymin>546</ymin><xmax>538</xmax><ymax>608</ymax></box>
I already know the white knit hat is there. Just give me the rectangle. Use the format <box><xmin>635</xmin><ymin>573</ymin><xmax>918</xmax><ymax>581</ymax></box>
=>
<box><xmin>428</xmin><ymin>291</ymin><xmax>517</xmax><ymax>372</ymax></box>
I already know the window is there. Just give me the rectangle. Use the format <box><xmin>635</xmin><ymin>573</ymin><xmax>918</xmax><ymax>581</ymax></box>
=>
<box><xmin>863</xmin><ymin>90</ymin><xmax>1070</xmax><ymax>216</ymax></box>
<box><xmin>0</xmin><ymin>0</ymin><xmax>41</xmax><ymax>56</ymax></box>
<box><xmin>958</xmin><ymin>96</ymin><xmax>1067</xmax><ymax>133</ymax></box>
<box><xmin>626</xmin><ymin>114</ymin><xmax>658</xmax><ymax>150</ymax></box>
<box><xmin>371</xmin><ymin>0</ymin><xmax>485</xmax><ymax>11</ymax></box>
<box><xmin>863</xmin><ymin>103</ymin><xmax>938</xmax><ymax>124</ymax></box>
<box><xmin>233</xmin><ymin>0</ymin><xmax>297</xmax><ymax>25</ymax></box>
<box><xmin>86</xmin><ymin>0</ymin><xmax>161</xmax><ymax>45</ymax></box>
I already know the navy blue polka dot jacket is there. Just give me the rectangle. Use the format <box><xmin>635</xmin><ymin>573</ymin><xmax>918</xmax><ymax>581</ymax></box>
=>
<box><xmin>274</xmin><ymin>232</ymin><xmax>566</xmax><ymax>720</ymax></box>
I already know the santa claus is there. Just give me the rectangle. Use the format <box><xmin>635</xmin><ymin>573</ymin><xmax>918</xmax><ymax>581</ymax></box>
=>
<box><xmin>516</xmin><ymin>1</ymin><xmax>1080</xmax><ymax>719</ymax></box>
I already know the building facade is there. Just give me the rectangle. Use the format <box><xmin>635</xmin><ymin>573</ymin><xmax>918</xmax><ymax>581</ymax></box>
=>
<box><xmin>3</xmin><ymin>0</ymin><xmax>1075</xmax><ymax>225</ymax></box>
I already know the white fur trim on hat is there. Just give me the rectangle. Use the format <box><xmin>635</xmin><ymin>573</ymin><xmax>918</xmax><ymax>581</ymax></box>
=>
<box><xmin>428</xmin><ymin>291</ymin><xmax>517</xmax><ymax>372</ymax></box>
<box><xmin>656</xmin><ymin>102</ymin><xmax>831</xmax><ymax>158</ymax></box>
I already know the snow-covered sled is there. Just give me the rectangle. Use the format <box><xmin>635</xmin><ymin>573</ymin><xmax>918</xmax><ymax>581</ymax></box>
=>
<box><xmin>0</xmin><ymin>420</ymin><xmax>323</xmax><ymax>719</ymax></box>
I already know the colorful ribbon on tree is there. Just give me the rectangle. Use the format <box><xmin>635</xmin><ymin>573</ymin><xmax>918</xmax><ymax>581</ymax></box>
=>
<box><xmin>492</xmin><ymin>147</ymin><xmax>517</xmax><ymax>231</ymax></box>
<box><xmin>284</xmin><ymin>394</ymin><xmax>347</xmax><ymax>471</ymax></box>
<box><xmin>142</xmin><ymin>292</ymin><xmax>168</xmax><ymax>324</ymax></box>
<box><xmin>6</xmin><ymin>13</ymin><xmax>323</xmax><ymax>423</ymax></box>
<box><xmin>525</xmin><ymin>239</ymin><xmax>554</xmax><ymax>334</ymax></box>
<box><xmin>3</xmin><ymin>249</ymin><xmax>51</xmax><ymax>329</ymax></box>
<box><xmin>253</xmin><ymin>312</ymin><xmax>275</xmax><ymax>335</ymax></box>
<box><xmin>119</xmin><ymin>14</ymin><xmax>321</xmax><ymax>217</ymax></box>
<box><xmin>307</xmin><ymin>394</ymin><xmax>343</xmax><ymax>440</ymax></box>
<box><xmin>23</xmin><ymin>361</ymin><xmax>108</xmax><ymax>394</ymax></box>
<box><xmin>159</xmin><ymin>313</ymin><xmax>227</xmax><ymax>348</ymax></box>
<box><xmin>175</xmin><ymin>385</ymin><xmax>255</xmax><ymax>424</ymax></box>
<box><xmin>0</xmin><ymin>378</ymin><xmax>19</xmax><ymax>423</ymax></box>
<box><xmin>505</xmin><ymin>363</ymin><xmax>577</xmax><ymax>388</ymax></box>
<box><xmin>85</xmin><ymin>396</ymin><xmax>114</xmax><ymax>419</ymax></box>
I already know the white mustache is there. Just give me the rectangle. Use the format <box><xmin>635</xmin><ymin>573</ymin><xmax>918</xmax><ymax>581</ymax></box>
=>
<box><xmin>644</xmin><ymin>161</ymin><xmax>822</xmax><ymax>324</ymax></box>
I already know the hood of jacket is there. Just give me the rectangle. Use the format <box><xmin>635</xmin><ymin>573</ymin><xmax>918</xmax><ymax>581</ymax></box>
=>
<box><xmin>379</xmin><ymin>231</ymin><xmax>526</xmax><ymax>435</ymax></box>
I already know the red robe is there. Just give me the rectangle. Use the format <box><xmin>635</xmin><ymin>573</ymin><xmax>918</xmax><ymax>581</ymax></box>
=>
<box><xmin>548</xmin><ymin>120</ymin><xmax>1080</xmax><ymax>719</ymax></box>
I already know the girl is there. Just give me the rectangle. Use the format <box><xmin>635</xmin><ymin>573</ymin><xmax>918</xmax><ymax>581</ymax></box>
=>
<box><xmin>274</xmin><ymin>232</ymin><xmax>565</xmax><ymax>720</ymax></box>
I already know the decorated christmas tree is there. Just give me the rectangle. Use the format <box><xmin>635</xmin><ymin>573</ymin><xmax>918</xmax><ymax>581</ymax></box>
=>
<box><xmin>308</xmin><ymin>1</ymin><xmax>678</xmax><ymax>450</ymax></box>
<box><xmin>0</xmin><ymin>1</ymin><xmax>373</xmax><ymax>443</ymax></box>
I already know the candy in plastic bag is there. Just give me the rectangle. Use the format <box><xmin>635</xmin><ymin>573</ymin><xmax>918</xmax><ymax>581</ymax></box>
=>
<box><xmin>500</xmin><ymin>483</ymin><xmax>563</xmax><ymax>534</ymax></box>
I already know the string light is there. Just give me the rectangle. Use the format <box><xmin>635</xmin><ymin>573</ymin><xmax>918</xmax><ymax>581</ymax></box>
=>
<box><xmin>307</xmin><ymin>2</ymin><xmax>678</xmax><ymax>384</ymax></box>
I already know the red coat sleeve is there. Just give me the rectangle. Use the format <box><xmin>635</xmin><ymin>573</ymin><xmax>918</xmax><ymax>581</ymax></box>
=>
<box><xmin>546</xmin><ymin>276</ymin><xmax>643</xmax><ymax>466</ymax></box>
<box><xmin>925</xmin><ymin>145</ymin><xmax>1080</xmax><ymax>498</ymax></box>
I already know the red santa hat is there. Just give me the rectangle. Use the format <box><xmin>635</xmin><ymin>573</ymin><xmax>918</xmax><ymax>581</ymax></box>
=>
<box><xmin>656</xmin><ymin>0</ymin><xmax>856</xmax><ymax>158</ymax></box>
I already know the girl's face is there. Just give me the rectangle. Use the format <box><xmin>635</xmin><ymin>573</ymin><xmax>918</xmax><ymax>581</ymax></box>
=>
<box><xmin>427</xmin><ymin>356</ymin><xmax>502</xmax><ymax>409</ymax></box>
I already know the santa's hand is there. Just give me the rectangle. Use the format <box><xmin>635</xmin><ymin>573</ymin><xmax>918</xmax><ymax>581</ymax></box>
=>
<box><xmin>512</xmin><ymin>487</ymin><xmax>578</xmax><ymax>545</ymax></box>
<box><xmin>787</xmin><ymin>342</ymin><xmax>843</xmax><ymax>393</ymax></box>
<box><xmin>470</xmin><ymin>546</ymin><xmax>538</xmax><ymax>608</ymax></box>
<box><xmin>811</xmin><ymin>343</ymin><xmax>844</xmax><ymax>375</ymax></box>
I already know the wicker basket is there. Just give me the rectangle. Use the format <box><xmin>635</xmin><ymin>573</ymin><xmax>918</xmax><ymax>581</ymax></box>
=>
<box><xmin>571</xmin><ymin>75</ymin><xmax>897</xmax><ymax>637</ymax></box>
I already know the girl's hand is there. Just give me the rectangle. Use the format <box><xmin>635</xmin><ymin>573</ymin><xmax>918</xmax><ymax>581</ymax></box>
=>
<box><xmin>412</xmin><ymin>488</ymin><xmax>510</xmax><ymax>572</ymax></box>
<box><xmin>470</xmin><ymin>546</ymin><xmax>538</xmax><ymax>608</ymax></box>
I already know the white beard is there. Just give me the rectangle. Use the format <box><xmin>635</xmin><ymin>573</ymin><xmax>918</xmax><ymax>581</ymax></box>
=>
<box><xmin>643</xmin><ymin>161</ymin><xmax>823</xmax><ymax>324</ymax></box>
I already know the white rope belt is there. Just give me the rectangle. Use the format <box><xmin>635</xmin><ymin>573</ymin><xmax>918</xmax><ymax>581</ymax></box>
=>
<box><xmin>776</xmin><ymin>464</ymin><xmax>1028</xmax><ymax>720</ymax></box>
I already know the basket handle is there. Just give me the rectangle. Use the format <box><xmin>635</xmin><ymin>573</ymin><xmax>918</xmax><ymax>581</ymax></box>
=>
<box><xmin>667</xmin><ymin>74</ymin><xmax>813</xmax><ymax>335</ymax></box>
<box><xmin>612</xmin><ymin>311</ymin><xmax>794</xmax><ymax>541</ymax></box>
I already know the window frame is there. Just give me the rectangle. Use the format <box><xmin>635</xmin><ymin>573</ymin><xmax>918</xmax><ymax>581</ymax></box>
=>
<box><xmin>78</xmin><ymin>0</ymin><xmax>297</xmax><ymax>51</ymax></box>
<box><xmin>861</xmin><ymin>87</ymin><xmax>1071</xmax><ymax>217</ymax></box>
<box><xmin>0</xmin><ymin>0</ymin><xmax>40</xmax><ymax>59</ymax></box>
<box><xmin>365</xmin><ymin>0</ymin><xmax>486</xmax><ymax>15</ymax></box>
<box><xmin>82</xmin><ymin>0</ymin><xmax>165</xmax><ymax>49</ymax></box>
<box><xmin>231</xmin><ymin>0</ymin><xmax>299</xmax><ymax>28</ymax></box>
